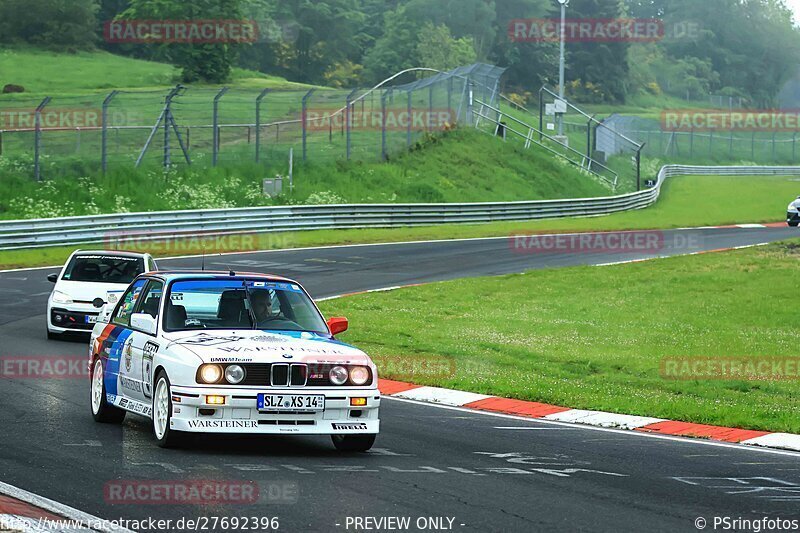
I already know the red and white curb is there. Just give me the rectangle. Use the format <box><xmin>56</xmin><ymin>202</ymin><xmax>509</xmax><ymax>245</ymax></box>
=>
<box><xmin>0</xmin><ymin>481</ymin><xmax>131</xmax><ymax>533</ymax></box>
<box><xmin>378</xmin><ymin>379</ymin><xmax>800</xmax><ymax>453</ymax></box>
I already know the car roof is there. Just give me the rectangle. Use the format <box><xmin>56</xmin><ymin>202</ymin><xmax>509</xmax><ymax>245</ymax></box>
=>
<box><xmin>71</xmin><ymin>250</ymin><xmax>150</xmax><ymax>259</ymax></box>
<box><xmin>144</xmin><ymin>270</ymin><xmax>299</xmax><ymax>284</ymax></box>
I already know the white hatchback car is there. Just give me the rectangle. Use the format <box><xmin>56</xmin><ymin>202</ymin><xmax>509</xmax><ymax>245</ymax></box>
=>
<box><xmin>88</xmin><ymin>271</ymin><xmax>380</xmax><ymax>451</ymax></box>
<box><xmin>47</xmin><ymin>250</ymin><xmax>157</xmax><ymax>339</ymax></box>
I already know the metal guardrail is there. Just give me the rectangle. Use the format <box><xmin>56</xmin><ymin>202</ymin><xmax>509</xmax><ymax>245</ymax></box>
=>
<box><xmin>0</xmin><ymin>165</ymin><xmax>797</xmax><ymax>250</ymax></box>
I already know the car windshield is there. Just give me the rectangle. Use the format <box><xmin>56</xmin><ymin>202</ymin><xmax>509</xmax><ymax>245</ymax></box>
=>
<box><xmin>165</xmin><ymin>279</ymin><xmax>328</xmax><ymax>334</ymax></box>
<box><xmin>62</xmin><ymin>255</ymin><xmax>144</xmax><ymax>284</ymax></box>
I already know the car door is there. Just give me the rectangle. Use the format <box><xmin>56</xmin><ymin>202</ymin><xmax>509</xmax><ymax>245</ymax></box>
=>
<box><xmin>125</xmin><ymin>279</ymin><xmax>164</xmax><ymax>406</ymax></box>
<box><xmin>98</xmin><ymin>278</ymin><xmax>146</xmax><ymax>411</ymax></box>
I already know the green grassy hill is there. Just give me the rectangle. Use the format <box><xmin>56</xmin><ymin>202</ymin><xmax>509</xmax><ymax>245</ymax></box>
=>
<box><xmin>0</xmin><ymin>47</ymin><xmax>309</xmax><ymax>94</ymax></box>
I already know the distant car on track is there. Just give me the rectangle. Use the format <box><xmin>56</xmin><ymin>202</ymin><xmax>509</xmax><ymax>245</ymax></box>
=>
<box><xmin>46</xmin><ymin>250</ymin><xmax>157</xmax><ymax>339</ymax></box>
<box><xmin>788</xmin><ymin>196</ymin><xmax>800</xmax><ymax>227</ymax></box>
<box><xmin>88</xmin><ymin>271</ymin><xmax>380</xmax><ymax>451</ymax></box>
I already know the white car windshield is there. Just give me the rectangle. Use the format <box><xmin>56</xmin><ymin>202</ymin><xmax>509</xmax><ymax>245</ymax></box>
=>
<box><xmin>62</xmin><ymin>255</ymin><xmax>144</xmax><ymax>284</ymax></box>
<box><xmin>165</xmin><ymin>279</ymin><xmax>328</xmax><ymax>334</ymax></box>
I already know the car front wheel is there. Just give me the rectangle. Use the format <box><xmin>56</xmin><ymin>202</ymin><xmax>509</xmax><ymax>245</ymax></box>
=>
<box><xmin>152</xmin><ymin>370</ymin><xmax>187</xmax><ymax>448</ymax></box>
<box><xmin>331</xmin><ymin>434</ymin><xmax>376</xmax><ymax>452</ymax></box>
<box><xmin>90</xmin><ymin>358</ymin><xmax>126</xmax><ymax>423</ymax></box>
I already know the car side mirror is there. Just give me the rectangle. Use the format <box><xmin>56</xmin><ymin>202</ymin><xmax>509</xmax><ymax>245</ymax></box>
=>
<box><xmin>327</xmin><ymin>317</ymin><xmax>348</xmax><ymax>336</ymax></box>
<box><xmin>131</xmin><ymin>313</ymin><xmax>157</xmax><ymax>335</ymax></box>
<box><xmin>47</xmin><ymin>273</ymin><xmax>58</xmax><ymax>283</ymax></box>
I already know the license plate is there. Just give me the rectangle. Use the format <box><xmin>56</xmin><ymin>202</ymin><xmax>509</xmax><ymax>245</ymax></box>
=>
<box><xmin>257</xmin><ymin>394</ymin><xmax>325</xmax><ymax>412</ymax></box>
<box><xmin>85</xmin><ymin>315</ymin><xmax>98</xmax><ymax>324</ymax></box>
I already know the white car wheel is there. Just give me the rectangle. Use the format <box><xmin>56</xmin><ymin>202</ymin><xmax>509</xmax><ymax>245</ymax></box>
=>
<box><xmin>91</xmin><ymin>360</ymin><xmax>103</xmax><ymax>415</ymax></box>
<box><xmin>154</xmin><ymin>377</ymin><xmax>170</xmax><ymax>440</ymax></box>
<box><xmin>90</xmin><ymin>358</ymin><xmax>125</xmax><ymax>424</ymax></box>
<box><xmin>152</xmin><ymin>370</ymin><xmax>187</xmax><ymax>448</ymax></box>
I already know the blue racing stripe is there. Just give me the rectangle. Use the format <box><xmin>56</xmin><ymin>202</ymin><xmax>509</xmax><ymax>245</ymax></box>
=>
<box><xmin>104</xmin><ymin>327</ymin><xmax>132</xmax><ymax>398</ymax></box>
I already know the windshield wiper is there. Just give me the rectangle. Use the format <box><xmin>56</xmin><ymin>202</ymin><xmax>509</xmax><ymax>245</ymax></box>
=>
<box><xmin>241</xmin><ymin>281</ymin><xmax>258</xmax><ymax>329</ymax></box>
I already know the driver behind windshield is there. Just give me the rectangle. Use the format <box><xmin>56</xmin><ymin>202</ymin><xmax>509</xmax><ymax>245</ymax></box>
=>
<box><xmin>251</xmin><ymin>289</ymin><xmax>276</xmax><ymax>323</ymax></box>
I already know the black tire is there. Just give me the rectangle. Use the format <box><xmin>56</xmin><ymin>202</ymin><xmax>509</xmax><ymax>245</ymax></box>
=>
<box><xmin>90</xmin><ymin>358</ymin><xmax>126</xmax><ymax>424</ymax></box>
<box><xmin>331</xmin><ymin>434</ymin><xmax>376</xmax><ymax>452</ymax></box>
<box><xmin>789</xmin><ymin>222</ymin><xmax>799</xmax><ymax>227</ymax></box>
<box><xmin>152</xmin><ymin>370</ymin><xmax>188</xmax><ymax>448</ymax></box>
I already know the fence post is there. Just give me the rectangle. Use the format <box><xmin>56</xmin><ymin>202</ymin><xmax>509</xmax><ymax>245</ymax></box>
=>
<box><xmin>34</xmin><ymin>97</ymin><xmax>51</xmax><ymax>181</ymax></box>
<box><xmin>407</xmin><ymin>90</ymin><xmax>413</xmax><ymax>147</ymax></box>
<box><xmin>636</xmin><ymin>145</ymin><xmax>644</xmax><ymax>192</ymax></box>
<box><xmin>346</xmin><ymin>88</ymin><xmax>357</xmax><ymax>160</ymax></box>
<box><xmin>301</xmin><ymin>89</ymin><xmax>315</xmax><ymax>162</ymax></box>
<box><xmin>793</xmin><ymin>133</ymin><xmax>797</xmax><ymax>163</ymax></box>
<box><xmin>381</xmin><ymin>89</ymin><xmax>388</xmax><ymax>160</ymax></box>
<box><xmin>538</xmin><ymin>87</ymin><xmax>544</xmax><ymax>141</ymax></box>
<box><xmin>773</xmin><ymin>132</ymin><xmax>777</xmax><ymax>161</ymax></box>
<box><xmin>447</xmin><ymin>77</ymin><xmax>453</xmax><ymax>111</ymax></box>
<box><xmin>101</xmin><ymin>90</ymin><xmax>119</xmax><ymax>175</ymax></box>
<box><xmin>586</xmin><ymin>115</ymin><xmax>594</xmax><ymax>165</ymax></box>
<box><xmin>255</xmin><ymin>88</ymin><xmax>269</xmax><ymax>163</ymax></box>
<box><xmin>428</xmin><ymin>85</ymin><xmax>434</xmax><ymax>134</ymax></box>
<box><xmin>467</xmin><ymin>81</ymin><xmax>474</xmax><ymax>127</ymax></box>
<box><xmin>729</xmin><ymin>131</ymin><xmax>734</xmax><ymax>158</ymax></box>
<box><xmin>751</xmin><ymin>132</ymin><xmax>756</xmax><ymax>160</ymax></box>
<box><xmin>212</xmin><ymin>87</ymin><xmax>228</xmax><ymax>166</ymax></box>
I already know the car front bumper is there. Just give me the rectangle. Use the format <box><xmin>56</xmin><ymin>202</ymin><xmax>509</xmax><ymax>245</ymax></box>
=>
<box><xmin>48</xmin><ymin>303</ymin><xmax>100</xmax><ymax>333</ymax></box>
<box><xmin>169</xmin><ymin>385</ymin><xmax>380</xmax><ymax>435</ymax></box>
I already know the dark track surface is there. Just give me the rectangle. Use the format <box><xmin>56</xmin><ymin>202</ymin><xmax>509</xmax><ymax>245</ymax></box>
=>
<box><xmin>0</xmin><ymin>227</ymin><xmax>798</xmax><ymax>532</ymax></box>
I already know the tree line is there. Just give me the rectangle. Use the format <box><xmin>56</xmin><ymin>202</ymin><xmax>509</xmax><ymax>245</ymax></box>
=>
<box><xmin>0</xmin><ymin>0</ymin><xmax>798</xmax><ymax>106</ymax></box>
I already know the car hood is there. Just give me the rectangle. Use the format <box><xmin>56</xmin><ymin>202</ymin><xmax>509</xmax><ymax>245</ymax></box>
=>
<box><xmin>53</xmin><ymin>280</ymin><xmax>130</xmax><ymax>303</ymax></box>
<box><xmin>161</xmin><ymin>330</ymin><xmax>372</xmax><ymax>365</ymax></box>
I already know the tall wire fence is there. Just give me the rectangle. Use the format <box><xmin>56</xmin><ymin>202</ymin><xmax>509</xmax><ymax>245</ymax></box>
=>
<box><xmin>0</xmin><ymin>63</ymin><xmax>506</xmax><ymax>181</ymax></box>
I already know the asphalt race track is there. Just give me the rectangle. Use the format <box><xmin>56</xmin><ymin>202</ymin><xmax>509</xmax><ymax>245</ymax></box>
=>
<box><xmin>1</xmin><ymin>226</ymin><xmax>799</xmax><ymax>532</ymax></box>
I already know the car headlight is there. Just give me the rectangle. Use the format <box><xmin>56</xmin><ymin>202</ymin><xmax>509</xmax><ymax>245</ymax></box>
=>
<box><xmin>51</xmin><ymin>290</ymin><xmax>72</xmax><ymax>305</ymax></box>
<box><xmin>329</xmin><ymin>365</ymin><xmax>349</xmax><ymax>385</ymax></box>
<box><xmin>349</xmin><ymin>366</ymin><xmax>370</xmax><ymax>386</ymax></box>
<box><xmin>225</xmin><ymin>365</ymin><xmax>246</xmax><ymax>384</ymax></box>
<box><xmin>198</xmin><ymin>364</ymin><xmax>223</xmax><ymax>384</ymax></box>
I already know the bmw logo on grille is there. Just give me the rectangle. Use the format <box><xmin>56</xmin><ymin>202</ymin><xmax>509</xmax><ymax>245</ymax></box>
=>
<box><xmin>282</xmin><ymin>354</ymin><xmax>293</xmax><ymax>359</ymax></box>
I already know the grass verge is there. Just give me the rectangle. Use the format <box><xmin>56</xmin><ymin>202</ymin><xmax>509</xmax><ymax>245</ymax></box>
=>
<box><xmin>319</xmin><ymin>240</ymin><xmax>800</xmax><ymax>434</ymax></box>
<box><xmin>1</xmin><ymin>172</ymin><xmax>794</xmax><ymax>270</ymax></box>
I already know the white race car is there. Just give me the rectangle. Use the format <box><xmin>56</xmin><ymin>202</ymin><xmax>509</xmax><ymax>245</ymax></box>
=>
<box><xmin>88</xmin><ymin>271</ymin><xmax>380</xmax><ymax>451</ymax></box>
<box><xmin>47</xmin><ymin>250</ymin><xmax>157</xmax><ymax>339</ymax></box>
<box><xmin>787</xmin><ymin>196</ymin><xmax>800</xmax><ymax>227</ymax></box>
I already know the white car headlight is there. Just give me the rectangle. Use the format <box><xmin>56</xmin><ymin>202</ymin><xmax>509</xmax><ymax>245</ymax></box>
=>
<box><xmin>225</xmin><ymin>365</ymin><xmax>246</xmax><ymax>385</ymax></box>
<box><xmin>349</xmin><ymin>366</ymin><xmax>370</xmax><ymax>386</ymax></box>
<box><xmin>198</xmin><ymin>364</ymin><xmax>223</xmax><ymax>384</ymax></box>
<box><xmin>329</xmin><ymin>366</ymin><xmax>349</xmax><ymax>385</ymax></box>
<box><xmin>51</xmin><ymin>290</ymin><xmax>72</xmax><ymax>305</ymax></box>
